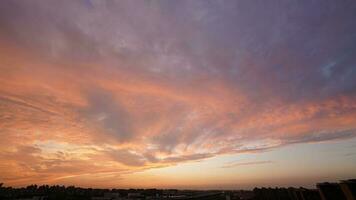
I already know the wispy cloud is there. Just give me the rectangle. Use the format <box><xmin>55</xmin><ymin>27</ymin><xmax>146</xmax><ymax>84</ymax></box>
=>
<box><xmin>221</xmin><ymin>160</ymin><xmax>274</xmax><ymax>168</ymax></box>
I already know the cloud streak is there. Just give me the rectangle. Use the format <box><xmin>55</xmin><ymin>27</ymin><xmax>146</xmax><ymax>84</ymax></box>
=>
<box><xmin>221</xmin><ymin>160</ymin><xmax>274</xmax><ymax>168</ymax></box>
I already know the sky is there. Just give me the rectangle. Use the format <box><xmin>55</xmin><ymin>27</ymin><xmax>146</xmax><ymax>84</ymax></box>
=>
<box><xmin>0</xmin><ymin>0</ymin><xmax>356</xmax><ymax>189</ymax></box>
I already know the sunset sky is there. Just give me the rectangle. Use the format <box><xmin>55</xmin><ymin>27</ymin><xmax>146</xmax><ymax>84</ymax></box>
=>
<box><xmin>0</xmin><ymin>0</ymin><xmax>356</xmax><ymax>189</ymax></box>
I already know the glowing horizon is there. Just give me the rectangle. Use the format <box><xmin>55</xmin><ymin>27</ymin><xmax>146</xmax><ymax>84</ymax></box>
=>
<box><xmin>0</xmin><ymin>0</ymin><xmax>356</xmax><ymax>189</ymax></box>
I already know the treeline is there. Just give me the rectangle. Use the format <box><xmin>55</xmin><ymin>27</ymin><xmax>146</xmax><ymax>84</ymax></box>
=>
<box><xmin>0</xmin><ymin>183</ymin><xmax>163</xmax><ymax>200</ymax></box>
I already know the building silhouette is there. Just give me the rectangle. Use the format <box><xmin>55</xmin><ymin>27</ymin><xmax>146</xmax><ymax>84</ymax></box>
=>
<box><xmin>317</xmin><ymin>182</ymin><xmax>347</xmax><ymax>200</ymax></box>
<box><xmin>340</xmin><ymin>180</ymin><xmax>356</xmax><ymax>200</ymax></box>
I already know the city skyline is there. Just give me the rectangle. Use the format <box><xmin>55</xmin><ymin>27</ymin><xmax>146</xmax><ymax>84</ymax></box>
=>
<box><xmin>0</xmin><ymin>0</ymin><xmax>356</xmax><ymax>189</ymax></box>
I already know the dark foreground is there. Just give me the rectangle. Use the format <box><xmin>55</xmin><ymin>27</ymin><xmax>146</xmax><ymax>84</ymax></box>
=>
<box><xmin>0</xmin><ymin>179</ymin><xmax>355</xmax><ymax>200</ymax></box>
